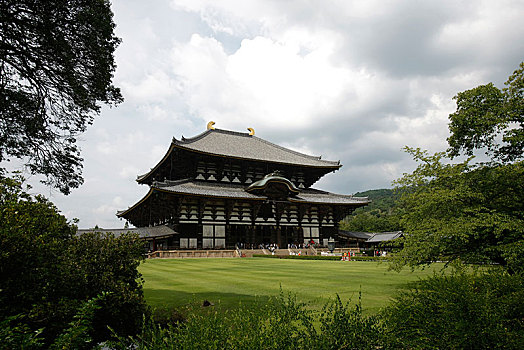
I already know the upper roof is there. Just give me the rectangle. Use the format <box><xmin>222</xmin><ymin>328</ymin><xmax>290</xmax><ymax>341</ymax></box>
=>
<box><xmin>137</xmin><ymin>127</ymin><xmax>342</xmax><ymax>184</ymax></box>
<box><xmin>175</xmin><ymin>128</ymin><xmax>341</xmax><ymax>167</ymax></box>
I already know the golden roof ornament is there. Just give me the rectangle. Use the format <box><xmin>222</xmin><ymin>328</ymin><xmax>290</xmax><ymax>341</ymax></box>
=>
<box><xmin>207</xmin><ymin>121</ymin><xmax>216</xmax><ymax>130</ymax></box>
<box><xmin>247</xmin><ymin>127</ymin><xmax>255</xmax><ymax>136</ymax></box>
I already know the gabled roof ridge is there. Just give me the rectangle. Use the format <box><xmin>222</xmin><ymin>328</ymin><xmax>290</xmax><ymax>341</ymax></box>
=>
<box><xmin>175</xmin><ymin>128</ymin><xmax>251</xmax><ymax>144</ymax></box>
<box><xmin>252</xmin><ymin>135</ymin><xmax>339</xmax><ymax>165</ymax></box>
<box><xmin>175</xmin><ymin>129</ymin><xmax>212</xmax><ymax>144</ymax></box>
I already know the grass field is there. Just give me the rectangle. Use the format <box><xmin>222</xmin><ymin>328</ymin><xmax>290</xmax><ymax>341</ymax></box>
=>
<box><xmin>140</xmin><ymin>257</ymin><xmax>443</xmax><ymax>314</ymax></box>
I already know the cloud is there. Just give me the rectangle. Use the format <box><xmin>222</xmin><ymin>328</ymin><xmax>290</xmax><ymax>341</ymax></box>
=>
<box><xmin>169</xmin><ymin>32</ymin><xmax>357</xmax><ymax>131</ymax></box>
<box><xmin>17</xmin><ymin>0</ymin><xmax>522</xmax><ymax>228</ymax></box>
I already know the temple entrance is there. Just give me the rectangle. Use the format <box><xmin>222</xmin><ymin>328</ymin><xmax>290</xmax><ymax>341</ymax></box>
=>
<box><xmin>227</xmin><ymin>225</ymin><xmax>303</xmax><ymax>248</ymax></box>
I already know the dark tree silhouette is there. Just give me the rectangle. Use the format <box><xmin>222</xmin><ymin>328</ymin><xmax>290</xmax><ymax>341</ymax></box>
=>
<box><xmin>0</xmin><ymin>0</ymin><xmax>123</xmax><ymax>194</ymax></box>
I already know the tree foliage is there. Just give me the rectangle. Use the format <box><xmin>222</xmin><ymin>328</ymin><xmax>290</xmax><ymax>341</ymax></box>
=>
<box><xmin>0</xmin><ymin>175</ymin><xmax>147</xmax><ymax>346</ymax></box>
<box><xmin>392</xmin><ymin>62</ymin><xmax>524</xmax><ymax>273</ymax></box>
<box><xmin>392</xmin><ymin>148</ymin><xmax>524</xmax><ymax>272</ymax></box>
<box><xmin>0</xmin><ymin>0</ymin><xmax>123</xmax><ymax>194</ymax></box>
<box><xmin>448</xmin><ymin>62</ymin><xmax>524</xmax><ymax>162</ymax></box>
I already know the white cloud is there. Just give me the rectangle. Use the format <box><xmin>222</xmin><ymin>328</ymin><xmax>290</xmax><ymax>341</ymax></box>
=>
<box><xmin>18</xmin><ymin>0</ymin><xmax>522</xmax><ymax>228</ymax></box>
<box><xmin>121</xmin><ymin>71</ymin><xmax>176</xmax><ymax>104</ymax></box>
<box><xmin>169</xmin><ymin>32</ymin><xmax>355</xmax><ymax>130</ymax></box>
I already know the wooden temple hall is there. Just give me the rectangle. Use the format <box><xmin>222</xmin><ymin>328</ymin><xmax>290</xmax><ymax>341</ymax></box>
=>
<box><xmin>117</xmin><ymin>122</ymin><xmax>370</xmax><ymax>250</ymax></box>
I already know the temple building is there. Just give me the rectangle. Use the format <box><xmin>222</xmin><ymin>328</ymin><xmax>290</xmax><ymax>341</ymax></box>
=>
<box><xmin>117</xmin><ymin>122</ymin><xmax>370</xmax><ymax>250</ymax></box>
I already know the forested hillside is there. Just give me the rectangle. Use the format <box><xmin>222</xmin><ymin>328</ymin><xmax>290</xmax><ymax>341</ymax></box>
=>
<box><xmin>340</xmin><ymin>188</ymin><xmax>403</xmax><ymax>232</ymax></box>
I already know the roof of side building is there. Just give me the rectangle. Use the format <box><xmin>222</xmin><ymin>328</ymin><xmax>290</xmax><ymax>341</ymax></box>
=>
<box><xmin>77</xmin><ymin>225</ymin><xmax>178</xmax><ymax>239</ymax></box>
<box><xmin>366</xmin><ymin>231</ymin><xmax>404</xmax><ymax>243</ymax></box>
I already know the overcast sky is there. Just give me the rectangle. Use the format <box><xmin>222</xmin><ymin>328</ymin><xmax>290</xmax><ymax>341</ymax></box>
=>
<box><xmin>14</xmin><ymin>0</ymin><xmax>524</xmax><ymax>228</ymax></box>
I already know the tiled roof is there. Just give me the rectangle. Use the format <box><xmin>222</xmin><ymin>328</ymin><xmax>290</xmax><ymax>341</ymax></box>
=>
<box><xmin>118</xmin><ymin>180</ymin><xmax>370</xmax><ymax>218</ymax></box>
<box><xmin>366</xmin><ymin>231</ymin><xmax>404</xmax><ymax>243</ymax></box>
<box><xmin>154</xmin><ymin>179</ymin><xmax>369</xmax><ymax>205</ymax></box>
<box><xmin>77</xmin><ymin>225</ymin><xmax>177</xmax><ymax>239</ymax></box>
<box><xmin>174</xmin><ymin>128</ymin><xmax>341</xmax><ymax>168</ymax></box>
<box><xmin>246</xmin><ymin>172</ymin><xmax>300</xmax><ymax>194</ymax></box>
<box><xmin>154</xmin><ymin>179</ymin><xmax>266</xmax><ymax>200</ymax></box>
<box><xmin>292</xmin><ymin>188</ymin><xmax>370</xmax><ymax>205</ymax></box>
<box><xmin>337</xmin><ymin>230</ymin><xmax>373</xmax><ymax>240</ymax></box>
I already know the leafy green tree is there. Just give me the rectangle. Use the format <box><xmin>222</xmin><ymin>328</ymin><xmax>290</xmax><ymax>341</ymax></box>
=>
<box><xmin>391</xmin><ymin>62</ymin><xmax>524</xmax><ymax>273</ymax></box>
<box><xmin>391</xmin><ymin>148</ymin><xmax>524</xmax><ymax>272</ymax></box>
<box><xmin>0</xmin><ymin>175</ymin><xmax>147</xmax><ymax>345</ymax></box>
<box><xmin>381</xmin><ymin>62</ymin><xmax>524</xmax><ymax>350</ymax></box>
<box><xmin>395</xmin><ymin>62</ymin><xmax>524</xmax><ymax>273</ymax></box>
<box><xmin>0</xmin><ymin>0</ymin><xmax>123</xmax><ymax>194</ymax></box>
<box><xmin>448</xmin><ymin>62</ymin><xmax>523</xmax><ymax>162</ymax></box>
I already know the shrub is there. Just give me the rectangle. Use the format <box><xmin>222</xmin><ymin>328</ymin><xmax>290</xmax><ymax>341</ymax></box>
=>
<box><xmin>0</xmin><ymin>175</ymin><xmax>147</xmax><ymax>346</ymax></box>
<box><xmin>0</xmin><ymin>315</ymin><xmax>43</xmax><ymax>350</ymax></box>
<box><xmin>107</xmin><ymin>291</ymin><xmax>385</xmax><ymax>349</ymax></box>
<box><xmin>312</xmin><ymin>294</ymin><xmax>385</xmax><ymax>349</ymax></box>
<box><xmin>382</xmin><ymin>270</ymin><xmax>524</xmax><ymax>349</ymax></box>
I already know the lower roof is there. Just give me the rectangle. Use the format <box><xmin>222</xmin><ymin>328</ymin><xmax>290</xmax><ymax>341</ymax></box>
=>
<box><xmin>118</xmin><ymin>179</ymin><xmax>370</xmax><ymax>217</ymax></box>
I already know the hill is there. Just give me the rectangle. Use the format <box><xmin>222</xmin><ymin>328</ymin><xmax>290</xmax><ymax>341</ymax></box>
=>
<box><xmin>341</xmin><ymin>188</ymin><xmax>403</xmax><ymax>232</ymax></box>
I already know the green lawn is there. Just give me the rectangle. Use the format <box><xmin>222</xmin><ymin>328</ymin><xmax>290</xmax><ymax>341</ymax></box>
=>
<box><xmin>140</xmin><ymin>258</ymin><xmax>442</xmax><ymax>314</ymax></box>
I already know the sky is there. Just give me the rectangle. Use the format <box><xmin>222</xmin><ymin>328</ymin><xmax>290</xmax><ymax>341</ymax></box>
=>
<box><xmin>11</xmin><ymin>0</ymin><xmax>524</xmax><ymax>228</ymax></box>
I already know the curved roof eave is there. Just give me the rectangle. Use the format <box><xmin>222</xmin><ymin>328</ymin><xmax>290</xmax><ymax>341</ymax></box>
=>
<box><xmin>136</xmin><ymin>143</ymin><xmax>176</xmax><ymax>184</ymax></box>
<box><xmin>117</xmin><ymin>187</ymin><xmax>156</xmax><ymax>217</ymax></box>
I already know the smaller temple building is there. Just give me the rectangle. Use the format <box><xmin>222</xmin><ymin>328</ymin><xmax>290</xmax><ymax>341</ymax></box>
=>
<box><xmin>117</xmin><ymin>123</ymin><xmax>371</xmax><ymax>250</ymax></box>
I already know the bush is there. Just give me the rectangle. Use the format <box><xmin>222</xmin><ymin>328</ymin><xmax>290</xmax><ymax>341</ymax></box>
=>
<box><xmin>0</xmin><ymin>315</ymin><xmax>43</xmax><ymax>350</ymax></box>
<box><xmin>0</xmin><ymin>175</ymin><xmax>147</xmax><ymax>346</ymax></box>
<box><xmin>107</xmin><ymin>291</ymin><xmax>384</xmax><ymax>349</ymax></box>
<box><xmin>382</xmin><ymin>270</ymin><xmax>524</xmax><ymax>349</ymax></box>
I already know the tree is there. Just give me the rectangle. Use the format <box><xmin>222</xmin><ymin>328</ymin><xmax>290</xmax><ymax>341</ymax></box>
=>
<box><xmin>0</xmin><ymin>174</ymin><xmax>147</xmax><ymax>345</ymax></box>
<box><xmin>391</xmin><ymin>148</ymin><xmax>524</xmax><ymax>273</ymax></box>
<box><xmin>448</xmin><ymin>62</ymin><xmax>523</xmax><ymax>162</ymax></box>
<box><xmin>392</xmin><ymin>62</ymin><xmax>524</xmax><ymax>273</ymax></box>
<box><xmin>0</xmin><ymin>0</ymin><xmax>123</xmax><ymax>194</ymax></box>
